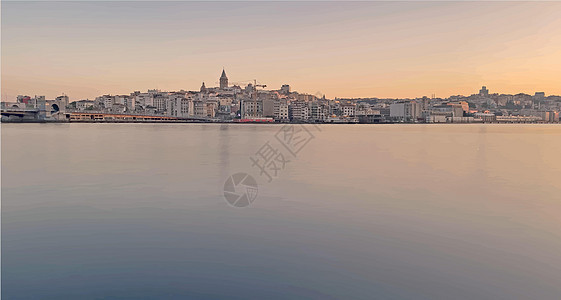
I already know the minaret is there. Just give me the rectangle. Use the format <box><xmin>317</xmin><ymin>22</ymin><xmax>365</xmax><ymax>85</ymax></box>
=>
<box><xmin>220</xmin><ymin>68</ymin><xmax>228</xmax><ymax>89</ymax></box>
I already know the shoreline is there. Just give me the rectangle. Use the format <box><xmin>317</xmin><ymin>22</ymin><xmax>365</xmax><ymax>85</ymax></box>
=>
<box><xmin>2</xmin><ymin>120</ymin><xmax>558</xmax><ymax>125</ymax></box>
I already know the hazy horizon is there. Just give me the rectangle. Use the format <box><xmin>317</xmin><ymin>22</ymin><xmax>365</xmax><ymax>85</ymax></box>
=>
<box><xmin>2</xmin><ymin>1</ymin><xmax>561</xmax><ymax>101</ymax></box>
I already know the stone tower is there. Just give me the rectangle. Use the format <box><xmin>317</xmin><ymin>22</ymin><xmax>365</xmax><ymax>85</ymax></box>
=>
<box><xmin>220</xmin><ymin>69</ymin><xmax>228</xmax><ymax>89</ymax></box>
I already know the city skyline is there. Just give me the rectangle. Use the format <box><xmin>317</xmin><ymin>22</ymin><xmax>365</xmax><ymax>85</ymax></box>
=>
<box><xmin>2</xmin><ymin>1</ymin><xmax>561</xmax><ymax>101</ymax></box>
<box><xmin>5</xmin><ymin>68</ymin><xmax>561</xmax><ymax>102</ymax></box>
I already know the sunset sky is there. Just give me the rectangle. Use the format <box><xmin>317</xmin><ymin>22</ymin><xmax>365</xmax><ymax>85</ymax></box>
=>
<box><xmin>2</xmin><ymin>1</ymin><xmax>561</xmax><ymax>101</ymax></box>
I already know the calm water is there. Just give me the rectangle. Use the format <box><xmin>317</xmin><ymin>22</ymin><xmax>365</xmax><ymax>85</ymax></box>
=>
<box><xmin>2</xmin><ymin>123</ymin><xmax>561</xmax><ymax>299</ymax></box>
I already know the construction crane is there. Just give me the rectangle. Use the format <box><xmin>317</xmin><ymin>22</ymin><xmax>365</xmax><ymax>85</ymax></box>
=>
<box><xmin>249</xmin><ymin>80</ymin><xmax>266</xmax><ymax>118</ymax></box>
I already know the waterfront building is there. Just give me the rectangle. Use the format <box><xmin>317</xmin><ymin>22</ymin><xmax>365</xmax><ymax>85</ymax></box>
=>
<box><xmin>95</xmin><ymin>95</ymin><xmax>115</xmax><ymax>109</ymax></box>
<box><xmin>390</xmin><ymin>101</ymin><xmax>421</xmax><ymax>122</ymax></box>
<box><xmin>425</xmin><ymin>111</ymin><xmax>450</xmax><ymax>123</ymax></box>
<box><xmin>192</xmin><ymin>99</ymin><xmax>206</xmax><ymax>117</ymax></box>
<box><xmin>206</xmin><ymin>100</ymin><xmax>219</xmax><ymax>118</ymax></box>
<box><xmin>310</xmin><ymin>102</ymin><xmax>328</xmax><ymax>121</ymax></box>
<box><xmin>340</xmin><ymin>103</ymin><xmax>356</xmax><ymax>117</ymax></box>
<box><xmin>273</xmin><ymin>99</ymin><xmax>289</xmax><ymax>121</ymax></box>
<box><xmin>431</xmin><ymin>105</ymin><xmax>463</xmax><ymax>118</ymax></box>
<box><xmin>168</xmin><ymin>95</ymin><xmax>190</xmax><ymax>117</ymax></box>
<box><xmin>153</xmin><ymin>95</ymin><xmax>168</xmax><ymax>112</ymax></box>
<box><xmin>124</xmin><ymin>96</ymin><xmax>135</xmax><ymax>110</ymax></box>
<box><xmin>242</xmin><ymin>99</ymin><xmax>263</xmax><ymax>118</ymax></box>
<box><xmin>289</xmin><ymin>100</ymin><xmax>309</xmax><ymax>121</ymax></box>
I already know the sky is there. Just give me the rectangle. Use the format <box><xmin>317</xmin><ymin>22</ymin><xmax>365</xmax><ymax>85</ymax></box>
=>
<box><xmin>2</xmin><ymin>1</ymin><xmax>561</xmax><ymax>101</ymax></box>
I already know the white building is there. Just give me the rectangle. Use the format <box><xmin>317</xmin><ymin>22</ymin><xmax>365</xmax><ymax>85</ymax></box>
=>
<box><xmin>168</xmin><ymin>95</ymin><xmax>190</xmax><ymax>117</ymax></box>
<box><xmin>273</xmin><ymin>99</ymin><xmax>289</xmax><ymax>120</ymax></box>
<box><xmin>153</xmin><ymin>95</ymin><xmax>168</xmax><ymax>112</ymax></box>
<box><xmin>340</xmin><ymin>104</ymin><xmax>356</xmax><ymax>117</ymax></box>
<box><xmin>192</xmin><ymin>100</ymin><xmax>206</xmax><ymax>117</ymax></box>
<box><xmin>289</xmin><ymin>100</ymin><xmax>309</xmax><ymax>121</ymax></box>
<box><xmin>390</xmin><ymin>101</ymin><xmax>422</xmax><ymax>122</ymax></box>
<box><xmin>124</xmin><ymin>96</ymin><xmax>135</xmax><ymax>110</ymax></box>
<box><xmin>310</xmin><ymin>102</ymin><xmax>328</xmax><ymax>121</ymax></box>
<box><xmin>95</xmin><ymin>95</ymin><xmax>115</xmax><ymax>109</ymax></box>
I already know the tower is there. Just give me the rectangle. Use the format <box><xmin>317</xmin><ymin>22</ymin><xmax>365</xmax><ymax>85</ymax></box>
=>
<box><xmin>220</xmin><ymin>68</ymin><xmax>228</xmax><ymax>89</ymax></box>
<box><xmin>200</xmin><ymin>82</ymin><xmax>207</xmax><ymax>93</ymax></box>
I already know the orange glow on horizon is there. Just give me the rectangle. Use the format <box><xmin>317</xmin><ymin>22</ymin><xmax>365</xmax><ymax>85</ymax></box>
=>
<box><xmin>2</xmin><ymin>1</ymin><xmax>560</xmax><ymax>101</ymax></box>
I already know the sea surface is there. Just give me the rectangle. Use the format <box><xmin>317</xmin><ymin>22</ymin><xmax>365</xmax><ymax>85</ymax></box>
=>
<box><xmin>2</xmin><ymin>123</ymin><xmax>561</xmax><ymax>299</ymax></box>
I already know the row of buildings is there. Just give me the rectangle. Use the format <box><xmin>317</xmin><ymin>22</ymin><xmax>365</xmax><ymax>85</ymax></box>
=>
<box><xmin>3</xmin><ymin>70</ymin><xmax>560</xmax><ymax>123</ymax></box>
<box><xmin>66</xmin><ymin>70</ymin><xmax>348</xmax><ymax>122</ymax></box>
<box><xmin>340</xmin><ymin>86</ymin><xmax>560</xmax><ymax>123</ymax></box>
